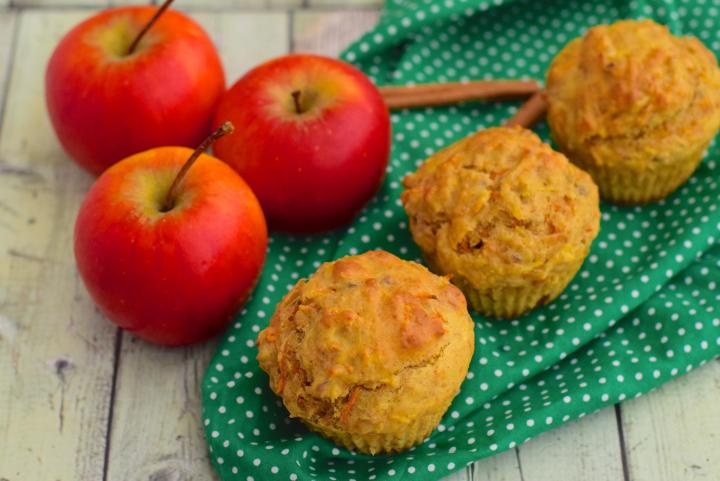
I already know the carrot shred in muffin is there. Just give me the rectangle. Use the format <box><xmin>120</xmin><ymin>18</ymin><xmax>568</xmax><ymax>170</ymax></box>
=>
<box><xmin>257</xmin><ymin>250</ymin><xmax>475</xmax><ymax>454</ymax></box>
<box><xmin>402</xmin><ymin>126</ymin><xmax>600</xmax><ymax>318</ymax></box>
<box><xmin>546</xmin><ymin>19</ymin><xmax>720</xmax><ymax>204</ymax></box>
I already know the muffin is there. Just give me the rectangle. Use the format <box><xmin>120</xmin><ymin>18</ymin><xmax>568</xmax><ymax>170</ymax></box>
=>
<box><xmin>402</xmin><ymin>126</ymin><xmax>600</xmax><ymax>318</ymax></box>
<box><xmin>256</xmin><ymin>250</ymin><xmax>474</xmax><ymax>454</ymax></box>
<box><xmin>546</xmin><ymin>19</ymin><xmax>720</xmax><ymax>204</ymax></box>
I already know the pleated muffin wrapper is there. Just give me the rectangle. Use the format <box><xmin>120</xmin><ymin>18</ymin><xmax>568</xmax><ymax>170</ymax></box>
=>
<box><xmin>425</xmin><ymin>252</ymin><xmax>586</xmax><ymax>319</ymax></box>
<box><xmin>303</xmin><ymin>410</ymin><xmax>446</xmax><ymax>456</ymax></box>
<box><xmin>564</xmin><ymin>140</ymin><xmax>709</xmax><ymax>206</ymax></box>
<box><xmin>453</xmin><ymin>260</ymin><xmax>582</xmax><ymax>319</ymax></box>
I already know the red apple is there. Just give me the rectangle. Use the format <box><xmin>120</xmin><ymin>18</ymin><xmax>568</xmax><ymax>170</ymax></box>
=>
<box><xmin>74</xmin><ymin>124</ymin><xmax>267</xmax><ymax>345</ymax></box>
<box><xmin>46</xmin><ymin>3</ymin><xmax>225</xmax><ymax>175</ymax></box>
<box><xmin>212</xmin><ymin>54</ymin><xmax>390</xmax><ymax>233</ymax></box>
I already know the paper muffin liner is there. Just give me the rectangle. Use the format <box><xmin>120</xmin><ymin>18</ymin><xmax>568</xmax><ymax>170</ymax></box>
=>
<box><xmin>304</xmin><ymin>410</ymin><xmax>445</xmax><ymax>455</ymax></box>
<box><xmin>451</xmin><ymin>256</ymin><xmax>586</xmax><ymax>319</ymax></box>
<box><xmin>570</xmin><ymin>146</ymin><xmax>706</xmax><ymax>205</ymax></box>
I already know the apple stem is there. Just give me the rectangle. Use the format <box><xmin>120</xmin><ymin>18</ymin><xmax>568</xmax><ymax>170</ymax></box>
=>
<box><xmin>291</xmin><ymin>90</ymin><xmax>303</xmax><ymax>114</ymax></box>
<box><xmin>162</xmin><ymin>122</ymin><xmax>235</xmax><ymax>213</ymax></box>
<box><xmin>127</xmin><ymin>0</ymin><xmax>176</xmax><ymax>55</ymax></box>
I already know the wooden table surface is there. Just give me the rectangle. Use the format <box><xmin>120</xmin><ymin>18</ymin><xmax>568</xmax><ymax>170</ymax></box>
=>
<box><xmin>0</xmin><ymin>1</ymin><xmax>719</xmax><ymax>480</ymax></box>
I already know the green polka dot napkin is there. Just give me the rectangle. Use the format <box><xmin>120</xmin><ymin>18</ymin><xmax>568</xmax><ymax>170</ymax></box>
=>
<box><xmin>203</xmin><ymin>1</ymin><xmax>720</xmax><ymax>479</ymax></box>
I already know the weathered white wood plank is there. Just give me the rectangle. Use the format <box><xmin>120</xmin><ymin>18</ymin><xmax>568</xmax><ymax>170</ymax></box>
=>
<box><xmin>13</xmin><ymin>0</ymin><xmax>141</xmax><ymax>7</ymax></box>
<box><xmin>470</xmin><ymin>451</ymin><xmax>522</xmax><ymax>481</ymax></box>
<box><xmin>308</xmin><ymin>0</ymin><xmax>382</xmax><ymax>6</ymax></box>
<box><xmin>458</xmin><ymin>409</ymin><xmax>624</xmax><ymax>481</ymax></box>
<box><xmin>443</xmin><ymin>468</ymin><xmax>474</xmax><ymax>481</ymax></box>
<box><xmin>515</xmin><ymin>408</ymin><xmax>624</xmax><ymax>481</ymax></box>
<box><xmin>293</xmin><ymin>8</ymin><xmax>380</xmax><ymax>58</ymax></box>
<box><xmin>180</xmin><ymin>0</ymin><xmax>301</xmax><ymax>8</ymax></box>
<box><xmin>103</xmin><ymin>11</ymin><xmax>289</xmax><ymax>481</ymax></box>
<box><xmin>11</xmin><ymin>0</ymin><xmax>98</xmax><ymax>5</ymax></box>
<box><xmin>0</xmin><ymin>11</ymin><xmax>17</xmax><ymax>106</ymax></box>
<box><xmin>191</xmin><ymin>11</ymin><xmax>289</xmax><ymax>84</ymax></box>
<box><xmin>0</xmin><ymin>9</ymin><xmax>119</xmax><ymax>481</ymax></box>
<box><xmin>104</xmin><ymin>338</ymin><xmax>221</xmax><ymax>481</ymax></box>
<box><xmin>621</xmin><ymin>360</ymin><xmax>720</xmax><ymax>481</ymax></box>
<box><xmin>108</xmin><ymin>0</ymin><xmax>149</xmax><ymax>5</ymax></box>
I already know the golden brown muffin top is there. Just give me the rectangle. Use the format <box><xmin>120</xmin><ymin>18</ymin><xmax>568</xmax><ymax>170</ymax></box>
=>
<box><xmin>402</xmin><ymin>126</ymin><xmax>600</xmax><ymax>286</ymax></box>
<box><xmin>547</xmin><ymin>19</ymin><xmax>720</xmax><ymax>169</ymax></box>
<box><xmin>256</xmin><ymin>250</ymin><xmax>474</xmax><ymax>433</ymax></box>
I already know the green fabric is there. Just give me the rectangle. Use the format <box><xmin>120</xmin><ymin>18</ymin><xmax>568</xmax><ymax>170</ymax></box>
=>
<box><xmin>203</xmin><ymin>1</ymin><xmax>720</xmax><ymax>479</ymax></box>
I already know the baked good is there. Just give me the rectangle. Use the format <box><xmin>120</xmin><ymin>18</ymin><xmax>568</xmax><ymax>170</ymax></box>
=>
<box><xmin>256</xmin><ymin>250</ymin><xmax>474</xmax><ymax>454</ymax></box>
<box><xmin>401</xmin><ymin>126</ymin><xmax>600</xmax><ymax>318</ymax></box>
<box><xmin>546</xmin><ymin>19</ymin><xmax>720</xmax><ymax>204</ymax></box>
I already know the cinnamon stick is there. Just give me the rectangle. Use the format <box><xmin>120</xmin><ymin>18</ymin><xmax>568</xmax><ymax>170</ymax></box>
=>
<box><xmin>379</xmin><ymin>80</ymin><xmax>540</xmax><ymax>110</ymax></box>
<box><xmin>505</xmin><ymin>91</ymin><xmax>547</xmax><ymax>128</ymax></box>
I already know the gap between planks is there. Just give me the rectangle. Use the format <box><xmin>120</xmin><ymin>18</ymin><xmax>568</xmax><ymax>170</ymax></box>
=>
<box><xmin>0</xmin><ymin>9</ymin><xmax>118</xmax><ymax>480</ymax></box>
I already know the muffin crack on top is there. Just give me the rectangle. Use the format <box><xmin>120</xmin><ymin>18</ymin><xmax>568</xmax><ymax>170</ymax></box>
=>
<box><xmin>546</xmin><ymin>19</ymin><xmax>720</xmax><ymax>203</ymax></box>
<box><xmin>402</xmin><ymin>126</ymin><xmax>600</xmax><ymax>318</ymax></box>
<box><xmin>278</xmin><ymin>288</ymin><xmax>452</xmax><ymax>396</ymax></box>
<box><xmin>257</xmin><ymin>250</ymin><xmax>474</xmax><ymax>454</ymax></box>
<box><xmin>289</xmin><ymin>341</ymin><xmax>451</xmax><ymax>427</ymax></box>
<box><xmin>583</xmin><ymin>82</ymin><xmax>702</xmax><ymax>152</ymax></box>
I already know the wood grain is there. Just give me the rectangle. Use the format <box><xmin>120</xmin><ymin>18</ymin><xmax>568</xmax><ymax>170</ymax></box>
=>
<box><xmin>516</xmin><ymin>408</ymin><xmax>625</xmax><ymax>481</ymax></box>
<box><xmin>0</xmin><ymin>9</ymin><xmax>118</xmax><ymax>481</ymax></box>
<box><xmin>191</xmin><ymin>11</ymin><xmax>289</xmax><ymax>84</ymax></box>
<box><xmin>470</xmin><ymin>450</ymin><xmax>522</xmax><ymax>481</ymax></box>
<box><xmin>0</xmin><ymin>11</ymin><xmax>16</xmax><ymax>106</ymax></box>
<box><xmin>104</xmin><ymin>339</ymin><xmax>220</xmax><ymax>481</ymax></box>
<box><xmin>444</xmin><ymin>467</ymin><xmax>474</xmax><ymax>481</ymax></box>
<box><xmin>12</xmin><ymin>0</ymin><xmax>142</xmax><ymax>7</ymax></box>
<box><xmin>293</xmin><ymin>8</ymin><xmax>380</xmax><ymax>57</ymax></box>
<box><xmin>178</xmin><ymin>0</ymin><xmax>301</xmax><ymax>8</ymax></box>
<box><xmin>621</xmin><ymin>360</ymin><xmax>720</xmax><ymax>481</ymax></box>
<box><xmin>102</xmin><ymin>11</ymin><xmax>289</xmax><ymax>481</ymax></box>
<box><xmin>308</xmin><ymin>0</ymin><xmax>382</xmax><ymax>6</ymax></box>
